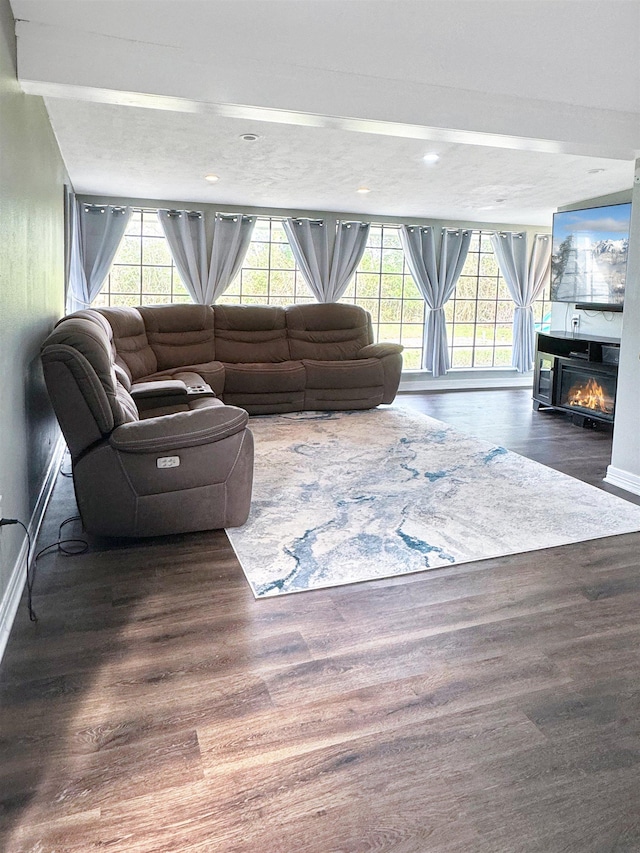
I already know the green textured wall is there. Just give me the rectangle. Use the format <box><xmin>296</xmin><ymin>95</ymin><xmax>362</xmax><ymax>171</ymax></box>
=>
<box><xmin>0</xmin><ymin>0</ymin><xmax>66</xmax><ymax>610</ymax></box>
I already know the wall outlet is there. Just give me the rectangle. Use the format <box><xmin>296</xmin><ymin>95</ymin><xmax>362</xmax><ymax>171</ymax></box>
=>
<box><xmin>571</xmin><ymin>315</ymin><xmax>580</xmax><ymax>330</ymax></box>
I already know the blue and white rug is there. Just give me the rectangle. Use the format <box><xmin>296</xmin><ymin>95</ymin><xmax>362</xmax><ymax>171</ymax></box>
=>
<box><xmin>227</xmin><ymin>408</ymin><xmax>640</xmax><ymax>597</ymax></box>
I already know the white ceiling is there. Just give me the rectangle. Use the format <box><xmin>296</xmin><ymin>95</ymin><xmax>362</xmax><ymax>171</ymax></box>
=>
<box><xmin>10</xmin><ymin>0</ymin><xmax>640</xmax><ymax>226</ymax></box>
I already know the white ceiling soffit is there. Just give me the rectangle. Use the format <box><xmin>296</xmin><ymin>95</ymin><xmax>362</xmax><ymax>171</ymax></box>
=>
<box><xmin>10</xmin><ymin>0</ymin><xmax>640</xmax><ymax>224</ymax></box>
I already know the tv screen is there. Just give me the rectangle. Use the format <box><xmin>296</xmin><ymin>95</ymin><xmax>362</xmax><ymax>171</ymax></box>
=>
<box><xmin>551</xmin><ymin>202</ymin><xmax>631</xmax><ymax>310</ymax></box>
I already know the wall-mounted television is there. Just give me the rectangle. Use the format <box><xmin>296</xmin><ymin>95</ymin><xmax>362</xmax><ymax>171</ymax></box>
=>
<box><xmin>551</xmin><ymin>202</ymin><xmax>631</xmax><ymax>312</ymax></box>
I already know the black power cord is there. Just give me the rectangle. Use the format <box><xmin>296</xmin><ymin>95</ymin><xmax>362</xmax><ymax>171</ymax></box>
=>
<box><xmin>35</xmin><ymin>515</ymin><xmax>88</xmax><ymax>558</ymax></box>
<box><xmin>1</xmin><ymin>515</ymin><xmax>88</xmax><ymax>622</ymax></box>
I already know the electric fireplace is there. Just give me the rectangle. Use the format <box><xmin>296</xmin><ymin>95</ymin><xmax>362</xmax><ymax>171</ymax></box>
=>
<box><xmin>556</xmin><ymin>359</ymin><xmax>617</xmax><ymax>423</ymax></box>
<box><xmin>533</xmin><ymin>331</ymin><xmax>620</xmax><ymax>427</ymax></box>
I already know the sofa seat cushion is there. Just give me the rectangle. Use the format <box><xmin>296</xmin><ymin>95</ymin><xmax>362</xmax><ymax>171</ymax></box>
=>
<box><xmin>223</xmin><ymin>361</ymin><xmax>306</xmax><ymax>394</ymax></box>
<box><xmin>221</xmin><ymin>361</ymin><xmax>305</xmax><ymax>415</ymax></box>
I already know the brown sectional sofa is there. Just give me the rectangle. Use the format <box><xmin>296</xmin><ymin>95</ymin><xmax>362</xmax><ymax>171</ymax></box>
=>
<box><xmin>41</xmin><ymin>302</ymin><xmax>402</xmax><ymax>539</ymax></box>
<box><xmin>41</xmin><ymin>309</ymin><xmax>254</xmax><ymax>539</ymax></box>
<box><xmin>96</xmin><ymin>302</ymin><xmax>403</xmax><ymax>414</ymax></box>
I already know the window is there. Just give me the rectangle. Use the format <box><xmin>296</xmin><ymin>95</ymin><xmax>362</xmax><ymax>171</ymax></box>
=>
<box><xmin>217</xmin><ymin>218</ymin><xmax>313</xmax><ymax>306</ymax></box>
<box><xmin>93</xmin><ymin>209</ymin><xmax>550</xmax><ymax>372</ymax></box>
<box><xmin>533</xmin><ymin>272</ymin><xmax>552</xmax><ymax>336</ymax></box>
<box><xmin>339</xmin><ymin>225</ymin><xmax>425</xmax><ymax>370</ymax></box>
<box><xmin>447</xmin><ymin>231</ymin><xmax>551</xmax><ymax>368</ymax></box>
<box><xmin>92</xmin><ymin>209</ymin><xmax>191</xmax><ymax>307</ymax></box>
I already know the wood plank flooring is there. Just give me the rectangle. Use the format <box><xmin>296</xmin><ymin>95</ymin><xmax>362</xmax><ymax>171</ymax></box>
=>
<box><xmin>2</xmin><ymin>389</ymin><xmax>640</xmax><ymax>853</ymax></box>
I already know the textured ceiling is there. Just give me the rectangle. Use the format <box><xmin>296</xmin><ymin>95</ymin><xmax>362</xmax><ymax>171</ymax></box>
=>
<box><xmin>11</xmin><ymin>0</ymin><xmax>640</xmax><ymax>226</ymax></box>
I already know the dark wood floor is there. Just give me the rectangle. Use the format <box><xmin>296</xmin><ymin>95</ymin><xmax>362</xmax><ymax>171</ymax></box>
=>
<box><xmin>2</xmin><ymin>389</ymin><xmax>640</xmax><ymax>853</ymax></box>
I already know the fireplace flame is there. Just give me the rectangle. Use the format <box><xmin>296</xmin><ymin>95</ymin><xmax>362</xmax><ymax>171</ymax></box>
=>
<box><xmin>567</xmin><ymin>377</ymin><xmax>614</xmax><ymax>415</ymax></box>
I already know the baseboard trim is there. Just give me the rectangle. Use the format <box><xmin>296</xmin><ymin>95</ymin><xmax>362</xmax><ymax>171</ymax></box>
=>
<box><xmin>399</xmin><ymin>370</ymin><xmax>532</xmax><ymax>393</ymax></box>
<box><xmin>604</xmin><ymin>465</ymin><xmax>640</xmax><ymax>498</ymax></box>
<box><xmin>0</xmin><ymin>435</ymin><xmax>66</xmax><ymax>664</ymax></box>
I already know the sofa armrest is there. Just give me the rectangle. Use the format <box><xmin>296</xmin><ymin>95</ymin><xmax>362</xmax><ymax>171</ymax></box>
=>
<box><xmin>131</xmin><ymin>379</ymin><xmax>188</xmax><ymax>399</ymax></box>
<box><xmin>358</xmin><ymin>343</ymin><xmax>403</xmax><ymax>404</ymax></box>
<box><xmin>357</xmin><ymin>343</ymin><xmax>404</xmax><ymax>359</ymax></box>
<box><xmin>109</xmin><ymin>405</ymin><xmax>249</xmax><ymax>453</ymax></box>
<box><xmin>131</xmin><ymin>379</ymin><xmax>189</xmax><ymax>413</ymax></box>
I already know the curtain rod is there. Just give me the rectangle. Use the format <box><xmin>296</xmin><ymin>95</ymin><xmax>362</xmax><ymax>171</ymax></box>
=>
<box><xmin>215</xmin><ymin>213</ymin><xmax>255</xmax><ymax>223</ymax></box>
<box><xmin>405</xmin><ymin>225</ymin><xmax>472</xmax><ymax>235</ymax></box>
<box><xmin>289</xmin><ymin>218</ymin><xmax>368</xmax><ymax>227</ymax></box>
<box><xmin>83</xmin><ymin>204</ymin><xmax>127</xmax><ymax>215</ymax></box>
<box><xmin>164</xmin><ymin>209</ymin><xmax>203</xmax><ymax>219</ymax></box>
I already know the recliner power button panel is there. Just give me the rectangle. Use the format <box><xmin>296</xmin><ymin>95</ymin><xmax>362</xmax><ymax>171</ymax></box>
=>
<box><xmin>156</xmin><ymin>456</ymin><xmax>181</xmax><ymax>469</ymax></box>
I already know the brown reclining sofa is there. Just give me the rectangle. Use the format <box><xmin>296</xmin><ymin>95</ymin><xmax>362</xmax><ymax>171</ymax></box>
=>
<box><xmin>41</xmin><ymin>302</ymin><xmax>403</xmax><ymax>538</ymax></box>
<box><xmin>98</xmin><ymin>302</ymin><xmax>403</xmax><ymax>414</ymax></box>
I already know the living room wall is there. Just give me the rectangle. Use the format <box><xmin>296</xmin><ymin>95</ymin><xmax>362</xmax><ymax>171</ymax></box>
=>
<box><xmin>0</xmin><ymin>0</ymin><xmax>66</xmax><ymax>652</ymax></box>
<box><xmin>609</xmin><ymin>162</ymin><xmax>640</xmax><ymax>495</ymax></box>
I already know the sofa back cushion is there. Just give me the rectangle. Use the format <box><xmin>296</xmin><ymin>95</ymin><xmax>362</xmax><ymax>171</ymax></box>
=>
<box><xmin>285</xmin><ymin>303</ymin><xmax>373</xmax><ymax>360</ymax></box>
<box><xmin>98</xmin><ymin>306</ymin><xmax>157</xmax><ymax>381</ymax></box>
<box><xmin>214</xmin><ymin>304</ymin><xmax>290</xmax><ymax>363</ymax></box>
<box><xmin>138</xmin><ymin>304</ymin><xmax>216</xmax><ymax>370</ymax></box>
<box><xmin>42</xmin><ymin>316</ymin><xmax>139</xmax><ymax>456</ymax></box>
<box><xmin>63</xmin><ymin>309</ymin><xmax>133</xmax><ymax>390</ymax></box>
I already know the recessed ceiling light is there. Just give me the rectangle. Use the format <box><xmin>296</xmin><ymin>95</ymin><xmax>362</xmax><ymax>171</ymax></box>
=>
<box><xmin>356</xmin><ymin>187</ymin><xmax>371</xmax><ymax>194</ymax></box>
<box><xmin>240</xmin><ymin>133</ymin><xmax>260</xmax><ymax>141</ymax></box>
<box><xmin>204</xmin><ymin>174</ymin><xmax>220</xmax><ymax>183</ymax></box>
<box><xmin>422</xmin><ymin>153</ymin><xmax>440</xmax><ymax>164</ymax></box>
<box><xmin>588</xmin><ymin>168</ymin><xmax>605</xmax><ymax>174</ymax></box>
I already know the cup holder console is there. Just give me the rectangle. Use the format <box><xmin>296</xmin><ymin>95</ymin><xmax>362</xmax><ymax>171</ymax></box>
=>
<box><xmin>187</xmin><ymin>384</ymin><xmax>213</xmax><ymax>395</ymax></box>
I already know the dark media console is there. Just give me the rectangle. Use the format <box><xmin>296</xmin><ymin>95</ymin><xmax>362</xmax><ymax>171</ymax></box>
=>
<box><xmin>533</xmin><ymin>331</ymin><xmax>620</xmax><ymax>426</ymax></box>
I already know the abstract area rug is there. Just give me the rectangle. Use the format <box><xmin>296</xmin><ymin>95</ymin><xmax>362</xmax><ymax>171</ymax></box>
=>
<box><xmin>227</xmin><ymin>408</ymin><xmax>640</xmax><ymax>597</ymax></box>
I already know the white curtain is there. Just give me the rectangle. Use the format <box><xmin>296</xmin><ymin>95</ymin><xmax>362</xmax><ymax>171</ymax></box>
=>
<box><xmin>158</xmin><ymin>210</ymin><xmax>255</xmax><ymax>304</ymax></box>
<box><xmin>400</xmin><ymin>225</ymin><xmax>472</xmax><ymax>377</ymax></box>
<box><xmin>67</xmin><ymin>201</ymin><xmax>131</xmax><ymax>313</ymax></box>
<box><xmin>207</xmin><ymin>214</ymin><xmax>256</xmax><ymax>303</ymax></box>
<box><xmin>283</xmin><ymin>218</ymin><xmax>370</xmax><ymax>302</ymax></box>
<box><xmin>158</xmin><ymin>210</ymin><xmax>208</xmax><ymax>303</ymax></box>
<box><xmin>491</xmin><ymin>232</ymin><xmax>551</xmax><ymax>372</ymax></box>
